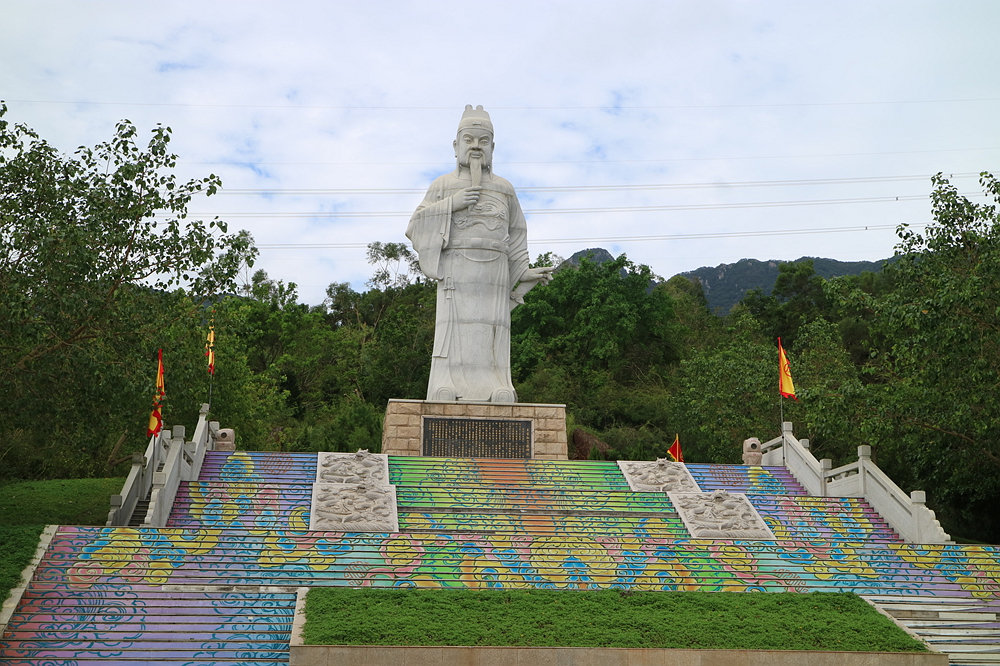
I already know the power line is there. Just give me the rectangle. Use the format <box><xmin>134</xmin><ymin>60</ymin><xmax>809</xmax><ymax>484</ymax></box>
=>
<box><xmin>8</xmin><ymin>98</ymin><xmax>1000</xmax><ymax>110</ymax></box>
<box><xmin>214</xmin><ymin>172</ymin><xmax>979</xmax><ymax>196</ymax></box>
<box><xmin>197</xmin><ymin>191</ymin><xmax>980</xmax><ymax>219</ymax></box>
<box><xmin>256</xmin><ymin>223</ymin><xmax>918</xmax><ymax>249</ymax></box>
<box><xmin>183</xmin><ymin>146</ymin><xmax>1000</xmax><ymax>167</ymax></box>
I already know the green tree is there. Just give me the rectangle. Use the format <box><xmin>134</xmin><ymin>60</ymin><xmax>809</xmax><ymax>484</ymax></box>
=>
<box><xmin>0</xmin><ymin>104</ymin><xmax>257</xmax><ymax>478</ymax></box>
<box><xmin>672</xmin><ymin>312</ymin><xmax>796</xmax><ymax>462</ymax></box>
<box><xmin>791</xmin><ymin>318</ymin><xmax>865</xmax><ymax>465</ymax></box>
<box><xmin>213</xmin><ymin>244</ymin><xmax>435</xmax><ymax>454</ymax></box>
<box><xmin>741</xmin><ymin>259</ymin><xmax>829</xmax><ymax>348</ymax></box>
<box><xmin>512</xmin><ymin>253</ymin><xmax>680</xmax><ymax>451</ymax></box>
<box><xmin>832</xmin><ymin>173</ymin><xmax>1000</xmax><ymax>541</ymax></box>
<box><xmin>659</xmin><ymin>275</ymin><xmax>723</xmax><ymax>353</ymax></box>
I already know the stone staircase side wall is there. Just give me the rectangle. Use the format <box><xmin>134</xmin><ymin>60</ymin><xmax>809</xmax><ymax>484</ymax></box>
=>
<box><xmin>0</xmin><ymin>525</ymin><xmax>58</xmax><ymax>636</ymax></box>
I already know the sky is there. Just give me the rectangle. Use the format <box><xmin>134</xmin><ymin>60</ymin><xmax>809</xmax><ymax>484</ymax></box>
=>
<box><xmin>3</xmin><ymin>1</ymin><xmax>999</xmax><ymax>305</ymax></box>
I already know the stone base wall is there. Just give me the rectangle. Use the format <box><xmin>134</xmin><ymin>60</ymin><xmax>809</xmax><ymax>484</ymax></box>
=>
<box><xmin>381</xmin><ymin>399</ymin><xmax>568</xmax><ymax>460</ymax></box>
<box><xmin>291</xmin><ymin>645</ymin><xmax>947</xmax><ymax>666</ymax></box>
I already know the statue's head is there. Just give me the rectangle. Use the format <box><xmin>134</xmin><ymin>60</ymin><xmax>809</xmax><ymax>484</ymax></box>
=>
<box><xmin>454</xmin><ymin>104</ymin><xmax>494</xmax><ymax>170</ymax></box>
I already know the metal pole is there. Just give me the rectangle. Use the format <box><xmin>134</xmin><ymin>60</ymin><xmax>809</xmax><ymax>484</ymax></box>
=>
<box><xmin>779</xmin><ymin>395</ymin><xmax>784</xmax><ymax>438</ymax></box>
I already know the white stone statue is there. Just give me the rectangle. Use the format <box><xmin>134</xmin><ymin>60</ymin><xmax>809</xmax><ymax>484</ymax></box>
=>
<box><xmin>407</xmin><ymin>105</ymin><xmax>554</xmax><ymax>403</ymax></box>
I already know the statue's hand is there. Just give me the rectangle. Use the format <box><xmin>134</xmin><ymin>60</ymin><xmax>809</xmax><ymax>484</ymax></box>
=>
<box><xmin>509</xmin><ymin>266</ymin><xmax>556</xmax><ymax>311</ymax></box>
<box><xmin>452</xmin><ymin>186</ymin><xmax>482</xmax><ymax>210</ymax></box>
<box><xmin>521</xmin><ymin>265</ymin><xmax>556</xmax><ymax>286</ymax></box>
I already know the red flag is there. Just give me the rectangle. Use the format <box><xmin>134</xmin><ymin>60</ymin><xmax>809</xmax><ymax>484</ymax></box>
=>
<box><xmin>146</xmin><ymin>349</ymin><xmax>165</xmax><ymax>436</ymax></box>
<box><xmin>205</xmin><ymin>323</ymin><xmax>216</xmax><ymax>376</ymax></box>
<box><xmin>667</xmin><ymin>434</ymin><xmax>684</xmax><ymax>463</ymax></box>
<box><xmin>778</xmin><ymin>337</ymin><xmax>797</xmax><ymax>401</ymax></box>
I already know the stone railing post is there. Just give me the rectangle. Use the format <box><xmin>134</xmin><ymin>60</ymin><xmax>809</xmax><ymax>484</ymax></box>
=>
<box><xmin>209</xmin><ymin>421</ymin><xmax>221</xmax><ymax>450</ymax></box>
<box><xmin>820</xmin><ymin>458</ymin><xmax>832</xmax><ymax>496</ymax></box>
<box><xmin>857</xmin><ymin>445</ymin><xmax>871</xmax><ymax>495</ymax></box>
<box><xmin>910</xmin><ymin>490</ymin><xmax>927</xmax><ymax>542</ymax></box>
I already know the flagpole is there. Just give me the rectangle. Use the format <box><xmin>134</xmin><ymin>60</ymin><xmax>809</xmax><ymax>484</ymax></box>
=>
<box><xmin>779</xmin><ymin>394</ymin><xmax>784</xmax><ymax>438</ymax></box>
<box><xmin>777</xmin><ymin>336</ymin><xmax>796</xmax><ymax>437</ymax></box>
<box><xmin>205</xmin><ymin>317</ymin><xmax>216</xmax><ymax>410</ymax></box>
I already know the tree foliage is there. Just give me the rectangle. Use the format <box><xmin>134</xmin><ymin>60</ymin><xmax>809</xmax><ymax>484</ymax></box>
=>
<box><xmin>512</xmin><ymin>254</ymin><xmax>679</xmax><ymax>437</ymax></box>
<box><xmin>741</xmin><ymin>259</ymin><xmax>830</xmax><ymax>349</ymax></box>
<box><xmin>0</xmin><ymin>106</ymin><xmax>258</xmax><ymax>478</ymax></box>
<box><xmin>828</xmin><ymin>173</ymin><xmax>1000</xmax><ymax>540</ymax></box>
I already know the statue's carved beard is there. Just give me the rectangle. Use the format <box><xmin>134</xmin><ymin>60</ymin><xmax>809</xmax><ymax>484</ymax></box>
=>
<box><xmin>469</xmin><ymin>154</ymin><xmax>483</xmax><ymax>187</ymax></box>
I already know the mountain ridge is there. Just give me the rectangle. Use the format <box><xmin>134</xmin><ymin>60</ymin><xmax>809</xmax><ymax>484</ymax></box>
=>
<box><xmin>562</xmin><ymin>248</ymin><xmax>894</xmax><ymax>314</ymax></box>
<box><xmin>681</xmin><ymin>255</ymin><xmax>896</xmax><ymax>313</ymax></box>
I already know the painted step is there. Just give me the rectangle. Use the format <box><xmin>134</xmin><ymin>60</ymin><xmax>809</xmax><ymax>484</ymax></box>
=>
<box><xmin>199</xmin><ymin>452</ymin><xmax>813</xmax><ymax>498</ymax></box>
<box><xmin>686</xmin><ymin>464</ymin><xmax>808</xmax><ymax>495</ymax></box>
<box><xmin>35</xmin><ymin>527</ymin><xmax>1000</xmax><ymax>594</ymax></box>
<box><xmin>0</xmin><ymin>584</ymin><xmax>294</xmax><ymax>665</ymax></box>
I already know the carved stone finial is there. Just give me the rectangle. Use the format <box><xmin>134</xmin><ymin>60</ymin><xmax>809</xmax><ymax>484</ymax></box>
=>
<box><xmin>742</xmin><ymin>437</ymin><xmax>763</xmax><ymax>466</ymax></box>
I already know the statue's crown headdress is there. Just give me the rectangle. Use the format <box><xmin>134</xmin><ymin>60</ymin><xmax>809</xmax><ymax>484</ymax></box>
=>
<box><xmin>458</xmin><ymin>104</ymin><xmax>493</xmax><ymax>133</ymax></box>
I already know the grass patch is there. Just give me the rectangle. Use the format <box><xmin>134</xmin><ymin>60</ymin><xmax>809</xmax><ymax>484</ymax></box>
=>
<box><xmin>0</xmin><ymin>478</ymin><xmax>122</xmax><ymax>608</ymax></box>
<box><xmin>0</xmin><ymin>525</ymin><xmax>45</xmax><ymax>606</ymax></box>
<box><xmin>303</xmin><ymin>588</ymin><xmax>927</xmax><ymax>652</ymax></box>
<box><xmin>0</xmin><ymin>477</ymin><xmax>125</xmax><ymax>526</ymax></box>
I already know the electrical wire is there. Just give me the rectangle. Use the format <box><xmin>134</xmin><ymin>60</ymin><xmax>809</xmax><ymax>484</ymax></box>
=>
<box><xmin>195</xmin><ymin>191</ymin><xmax>986</xmax><ymax>219</ymax></box>
<box><xmin>255</xmin><ymin>222</ymin><xmax>920</xmax><ymax>249</ymax></box>
<box><xmin>213</xmin><ymin>172</ymin><xmax>979</xmax><ymax>196</ymax></box>
<box><xmin>182</xmin><ymin>146</ymin><xmax>1000</xmax><ymax>167</ymax></box>
<box><xmin>8</xmin><ymin>98</ymin><xmax>1000</xmax><ymax>110</ymax></box>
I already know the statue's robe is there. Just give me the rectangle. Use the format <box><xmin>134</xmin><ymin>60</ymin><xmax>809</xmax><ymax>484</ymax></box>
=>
<box><xmin>406</xmin><ymin>169</ymin><xmax>529</xmax><ymax>402</ymax></box>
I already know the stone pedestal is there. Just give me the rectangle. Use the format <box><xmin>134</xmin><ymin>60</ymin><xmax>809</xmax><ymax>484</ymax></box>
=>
<box><xmin>381</xmin><ymin>399</ymin><xmax>568</xmax><ymax>460</ymax></box>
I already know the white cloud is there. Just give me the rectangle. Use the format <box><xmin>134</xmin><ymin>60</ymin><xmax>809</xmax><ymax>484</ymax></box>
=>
<box><xmin>2</xmin><ymin>0</ymin><xmax>999</xmax><ymax>303</ymax></box>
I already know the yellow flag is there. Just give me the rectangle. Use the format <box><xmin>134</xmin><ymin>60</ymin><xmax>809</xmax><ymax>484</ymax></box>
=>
<box><xmin>205</xmin><ymin>324</ymin><xmax>215</xmax><ymax>376</ymax></box>
<box><xmin>778</xmin><ymin>337</ymin><xmax>797</xmax><ymax>401</ymax></box>
<box><xmin>146</xmin><ymin>349</ymin><xmax>165</xmax><ymax>436</ymax></box>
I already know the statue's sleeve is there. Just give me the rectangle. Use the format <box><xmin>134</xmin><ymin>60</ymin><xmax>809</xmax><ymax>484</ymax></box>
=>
<box><xmin>507</xmin><ymin>193</ymin><xmax>530</xmax><ymax>287</ymax></box>
<box><xmin>406</xmin><ymin>188</ymin><xmax>452</xmax><ymax>281</ymax></box>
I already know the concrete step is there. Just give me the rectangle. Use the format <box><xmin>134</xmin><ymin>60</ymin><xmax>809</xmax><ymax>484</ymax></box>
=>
<box><xmin>35</xmin><ymin>526</ymin><xmax>1000</xmax><ymax>592</ymax></box>
<box><xmin>0</xmin><ymin>583</ymin><xmax>295</xmax><ymax>664</ymax></box>
<box><xmin>865</xmin><ymin>595</ymin><xmax>1000</xmax><ymax>665</ymax></box>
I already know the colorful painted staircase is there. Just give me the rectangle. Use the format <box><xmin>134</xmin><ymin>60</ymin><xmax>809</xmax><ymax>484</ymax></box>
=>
<box><xmin>3</xmin><ymin>451</ymin><xmax>999</xmax><ymax>665</ymax></box>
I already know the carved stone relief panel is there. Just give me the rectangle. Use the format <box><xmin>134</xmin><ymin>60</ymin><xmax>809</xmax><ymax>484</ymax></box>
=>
<box><xmin>668</xmin><ymin>490</ymin><xmax>775</xmax><ymax>540</ymax></box>
<box><xmin>316</xmin><ymin>450</ymin><xmax>390</xmax><ymax>486</ymax></box>
<box><xmin>617</xmin><ymin>458</ymin><xmax>701</xmax><ymax>493</ymax></box>
<box><xmin>309</xmin><ymin>483</ymin><xmax>399</xmax><ymax>533</ymax></box>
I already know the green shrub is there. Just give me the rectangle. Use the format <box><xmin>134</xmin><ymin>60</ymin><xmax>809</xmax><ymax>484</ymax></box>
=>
<box><xmin>303</xmin><ymin>588</ymin><xmax>927</xmax><ymax>652</ymax></box>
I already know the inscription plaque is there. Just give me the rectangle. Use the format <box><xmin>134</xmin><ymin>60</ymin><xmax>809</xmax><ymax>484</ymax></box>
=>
<box><xmin>423</xmin><ymin>417</ymin><xmax>532</xmax><ymax>458</ymax></box>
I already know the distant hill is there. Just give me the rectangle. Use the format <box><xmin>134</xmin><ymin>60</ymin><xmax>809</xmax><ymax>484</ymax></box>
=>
<box><xmin>563</xmin><ymin>247</ymin><xmax>617</xmax><ymax>268</ymax></box>
<box><xmin>681</xmin><ymin>256</ymin><xmax>896</xmax><ymax>314</ymax></box>
<box><xmin>556</xmin><ymin>249</ymin><xmax>895</xmax><ymax>315</ymax></box>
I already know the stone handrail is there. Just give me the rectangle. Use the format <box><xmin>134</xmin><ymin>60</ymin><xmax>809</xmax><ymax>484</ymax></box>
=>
<box><xmin>758</xmin><ymin>422</ymin><xmax>951</xmax><ymax>544</ymax></box>
<box><xmin>833</xmin><ymin>446</ymin><xmax>950</xmax><ymax>544</ymax></box>
<box><xmin>144</xmin><ymin>403</ymin><xmax>218</xmax><ymax>527</ymax></box>
<box><xmin>106</xmin><ymin>428</ymin><xmax>170</xmax><ymax>526</ymax></box>
<box><xmin>145</xmin><ymin>424</ymin><xmax>189</xmax><ymax>527</ymax></box>
<box><xmin>108</xmin><ymin>403</ymin><xmax>220</xmax><ymax>527</ymax></box>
